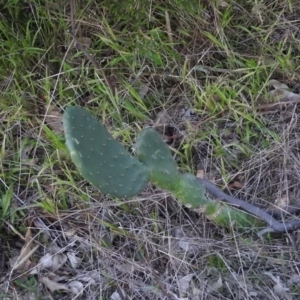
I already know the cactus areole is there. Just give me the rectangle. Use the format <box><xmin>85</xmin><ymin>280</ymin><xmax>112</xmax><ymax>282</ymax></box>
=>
<box><xmin>63</xmin><ymin>106</ymin><xmax>150</xmax><ymax>198</ymax></box>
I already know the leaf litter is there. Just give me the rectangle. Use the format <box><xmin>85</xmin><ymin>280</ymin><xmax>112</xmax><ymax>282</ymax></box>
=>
<box><xmin>3</xmin><ymin>219</ymin><xmax>107</xmax><ymax>298</ymax></box>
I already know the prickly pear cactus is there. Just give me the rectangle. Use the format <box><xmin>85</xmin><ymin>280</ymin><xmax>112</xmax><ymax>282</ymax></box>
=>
<box><xmin>176</xmin><ymin>174</ymin><xmax>256</xmax><ymax>228</ymax></box>
<box><xmin>63</xmin><ymin>107</ymin><xmax>258</xmax><ymax>229</ymax></box>
<box><xmin>135</xmin><ymin>128</ymin><xmax>181</xmax><ymax>191</ymax></box>
<box><xmin>175</xmin><ymin>173</ymin><xmax>207</xmax><ymax>208</ymax></box>
<box><xmin>135</xmin><ymin>128</ymin><xmax>257</xmax><ymax>228</ymax></box>
<box><xmin>63</xmin><ymin>106</ymin><xmax>150</xmax><ymax>198</ymax></box>
<box><xmin>204</xmin><ymin>202</ymin><xmax>256</xmax><ymax>228</ymax></box>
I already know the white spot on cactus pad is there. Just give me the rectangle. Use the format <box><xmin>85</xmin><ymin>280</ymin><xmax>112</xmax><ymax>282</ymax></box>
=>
<box><xmin>74</xmin><ymin>138</ymin><xmax>80</xmax><ymax>144</ymax></box>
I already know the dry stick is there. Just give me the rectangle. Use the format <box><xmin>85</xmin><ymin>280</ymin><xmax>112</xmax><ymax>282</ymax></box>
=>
<box><xmin>196</xmin><ymin>178</ymin><xmax>300</xmax><ymax>235</ymax></box>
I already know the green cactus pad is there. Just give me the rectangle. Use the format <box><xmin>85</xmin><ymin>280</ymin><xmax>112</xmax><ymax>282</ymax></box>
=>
<box><xmin>176</xmin><ymin>174</ymin><xmax>257</xmax><ymax>228</ymax></box>
<box><xmin>204</xmin><ymin>202</ymin><xmax>256</xmax><ymax>228</ymax></box>
<box><xmin>135</xmin><ymin>128</ymin><xmax>181</xmax><ymax>191</ymax></box>
<box><xmin>175</xmin><ymin>173</ymin><xmax>207</xmax><ymax>208</ymax></box>
<box><xmin>63</xmin><ymin>106</ymin><xmax>150</xmax><ymax>198</ymax></box>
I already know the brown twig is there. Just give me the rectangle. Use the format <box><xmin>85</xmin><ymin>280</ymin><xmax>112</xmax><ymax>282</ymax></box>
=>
<box><xmin>196</xmin><ymin>178</ymin><xmax>300</xmax><ymax>235</ymax></box>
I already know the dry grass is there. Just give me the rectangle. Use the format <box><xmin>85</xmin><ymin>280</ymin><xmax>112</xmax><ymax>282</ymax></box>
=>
<box><xmin>1</xmin><ymin>0</ymin><xmax>300</xmax><ymax>299</ymax></box>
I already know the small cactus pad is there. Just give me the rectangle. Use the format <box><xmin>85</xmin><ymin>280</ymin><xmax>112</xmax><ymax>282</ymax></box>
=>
<box><xmin>204</xmin><ymin>202</ymin><xmax>256</xmax><ymax>228</ymax></box>
<box><xmin>63</xmin><ymin>106</ymin><xmax>150</xmax><ymax>198</ymax></box>
<box><xmin>175</xmin><ymin>173</ymin><xmax>208</xmax><ymax>208</ymax></box>
<box><xmin>135</xmin><ymin>128</ymin><xmax>181</xmax><ymax>191</ymax></box>
<box><xmin>177</xmin><ymin>174</ymin><xmax>256</xmax><ymax>228</ymax></box>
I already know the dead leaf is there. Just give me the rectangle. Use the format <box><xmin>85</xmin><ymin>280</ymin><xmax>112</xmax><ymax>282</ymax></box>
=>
<box><xmin>181</xmin><ymin>107</ymin><xmax>196</xmax><ymax>121</ymax></box>
<box><xmin>269</xmin><ymin>89</ymin><xmax>300</xmax><ymax>102</ymax></box>
<box><xmin>257</xmin><ymin>80</ymin><xmax>300</xmax><ymax>112</ymax></box>
<box><xmin>67</xmin><ymin>252</ymin><xmax>82</xmax><ymax>269</ymax></box>
<box><xmin>196</xmin><ymin>170</ymin><xmax>205</xmax><ymax>179</ymax></box>
<box><xmin>48</xmin><ymin>244</ymin><xmax>64</xmax><ymax>254</ymax></box>
<box><xmin>110</xmin><ymin>291</ymin><xmax>122</xmax><ymax>300</ymax></box>
<box><xmin>20</xmin><ymin>145</ymin><xmax>32</xmax><ymax>161</ymax></box>
<box><xmin>37</xmin><ymin>252</ymin><xmax>67</xmax><ymax>272</ymax></box>
<box><xmin>75</xmin><ymin>270</ymin><xmax>101</xmax><ymax>285</ymax></box>
<box><xmin>274</xmin><ymin>195</ymin><xmax>290</xmax><ymax>210</ymax></box>
<box><xmin>206</xmin><ymin>276</ymin><xmax>223</xmax><ymax>294</ymax></box>
<box><xmin>52</xmin><ymin>253</ymin><xmax>68</xmax><ymax>270</ymax></box>
<box><xmin>77</xmin><ymin>37</ymin><xmax>92</xmax><ymax>48</ymax></box>
<box><xmin>21</xmin><ymin>292</ymin><xmax>36</xmax><ymax>300</ymax></box>
<box><xmin>0</xmin><ymin>73</ymin><xmax>13</xmax><ymax>91</ymax></box>
<box><xmin>138</xmin><ymin>84</ymin><xmax>150</xmax><ymax>99</ymax></box>
<box><xmin>40</xmin><ymin>277</ymin><xmax>70</xmax><ymax>293</ymax></box>
<box><xmin>178</xmin><ymin>274</ymin><xmax>194</xmax><ymax>295</ymax></box>
<box><xmin>20</xmin><ymin>141</ymin><xmax>38</xmax><ymax>167</ymax></box>
<box><xmin>155</xmin><ymin>110</ymin><xmax>171</xmax><ymax>126</ymax></box>
<box><xmin>64</xmin><ymin>228</ymin><xmax>77</xmax><ymax>237</ymax></box>
<box><xmin>194</xmin><ymin>65</ymin><xmax>210</xmax><ymax>74</ymax></box>
<box><xmin>196</xmin><ymin>170</ymin><xmax>217</xmax><ymax>183</ymax></box>
<box><xmin>228</xmin><ymin>181</ymin><xmax>244</xmax><ymax>189</ymax></box>
<box><xmin>218</xmin><ymin>0</ymin><xmax>229</xmax><ymax>7</ymax></box>
<box><xmin>44</xmin><ymin>106</ymin><xmax>64</xmax><ymax>134</ymax></box>
<box><xmin>178</xmin><ymin>238</ymin><xmax>191</xmax><ymax>252</ymax></box>
<box><xmin>287</xmin><ymin>274</ymin><xmax>300</xmax><ymax>287</ymax></box>
<box><xmin>10</xmin><ymin>228</ymin><xmax>39</xmax><ymax>271</ymax></box>
<box><xmin>251</xmin><ymin>3</ymin><xmax>264</xmax><ymax>23</ymax></box>
<box><xmin>268</xmin><ymin>79</ymin><xmax>289</xmax><ymax>90</ymax></box>
<box><xmin>68</xmin><ymin>281</ymin><xmax>83</xmax><ymax>294</ymax></box>
<box><xmin>264</xmin><ymin>271</ymin><xmax>291</xmax><ymax>300</ymax></box>
<box><xmin>38</xmin><ymin>253</ymin><xmax>53</xmax><ymax>270</ymax></box>
<box><xmin>48</xmin><ymin>272</ymin><xmax>68</xmax><ymax>282</ymax></box>
<box><xmin>174</xmin><ymin>228</ymin><xmax>199</xmax><ymax>253</ymax></box>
